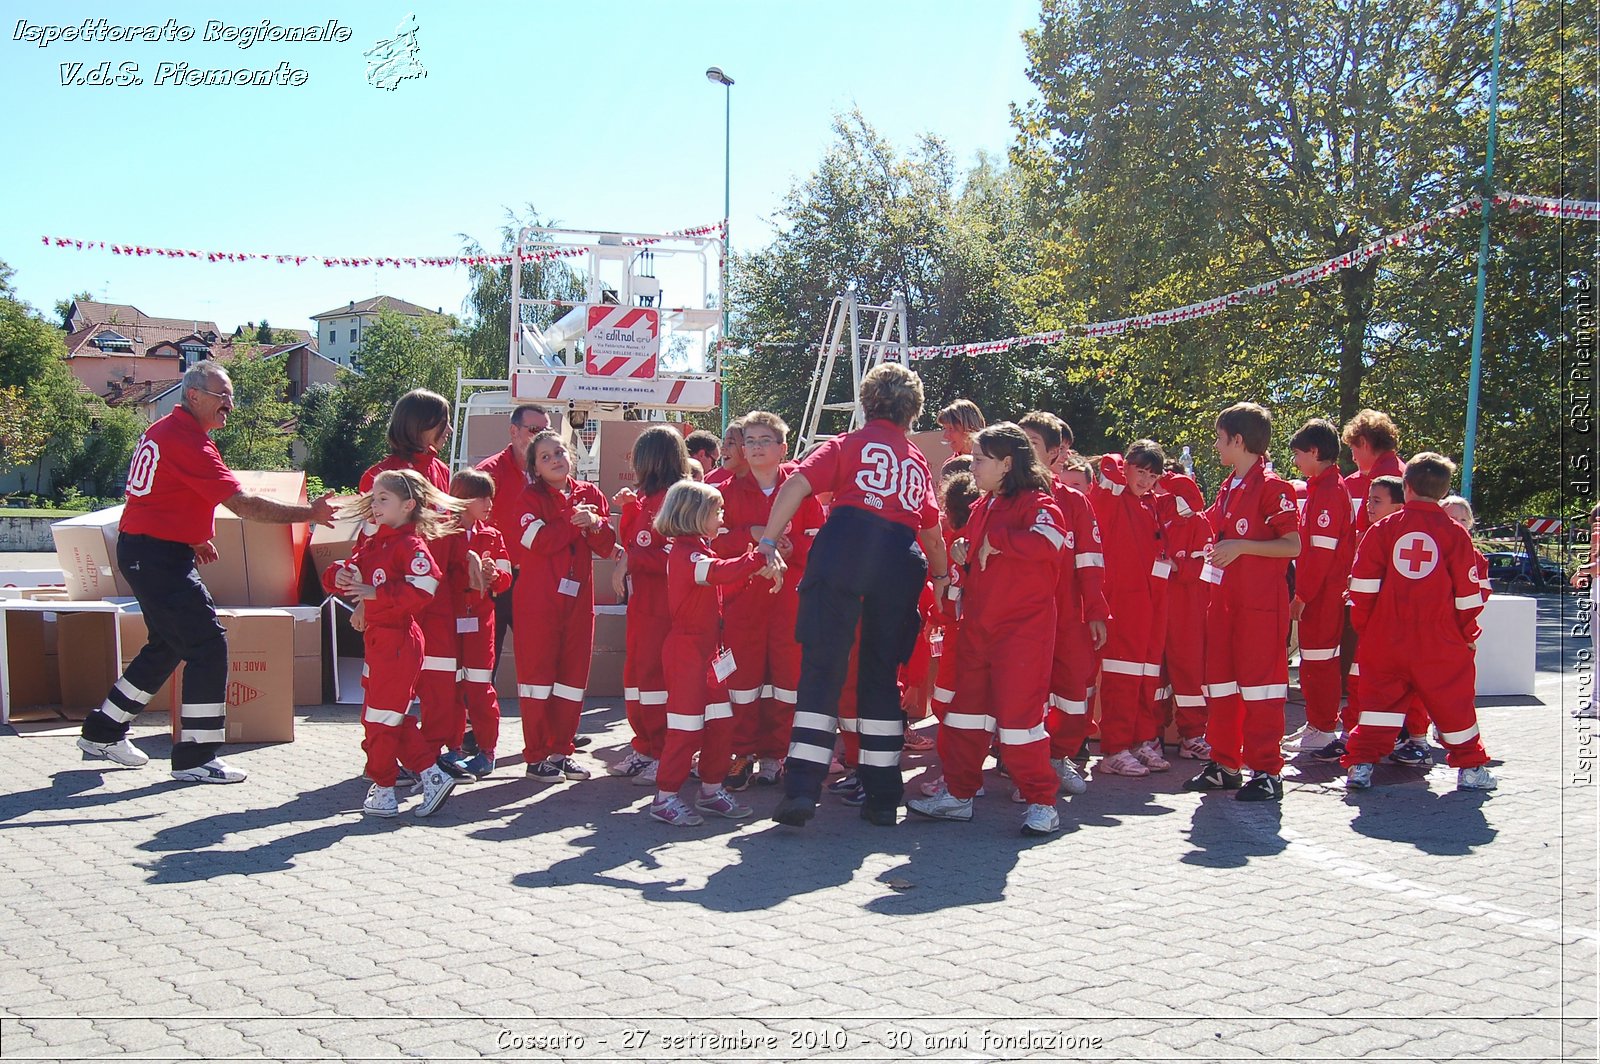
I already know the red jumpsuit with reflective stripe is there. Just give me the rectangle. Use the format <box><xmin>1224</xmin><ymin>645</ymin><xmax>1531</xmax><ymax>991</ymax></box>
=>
<box><xmin>358</xmin><ymin>453</ymin><xmax>465</xmax><ymax>753</ymax></box>
<box><xmin>658</xmin><ymin>536</ymin><xmax>766</xmax><ymax>792</ymax></box>
<box><xmin>453</xmin><ymin>521</ymin><xmax>511</xmax><ymax>755</ymax></box>
<box><xmin>1296</xmin><ymin>466</ymin><xmax>1357</xmax><ymax>733</ymax></box>
<box><xmin>507</xmin><ymin>477</ymin><xmax>616</xmax><ymax>763</ymax></box>
<box><xmin>1341</xmin><ymin>503</ymin><xmax>1490</xmax><ymax>768</ymax></box>
<box><xmin>323</xmin><ymin>524</ymin><xmax>442</xmax><ymax>787</ymax></box>
<box><xmin>939</xmin><ymin>490</ymin><xmax>1065</xmax><ymax>804</ymax></box>
<box><xmin>1156</xmin><ymin>472</ymin><xmax>1213</xmax><ymax>741</ymax></box>
<box><xmin>714</xmin><ymin>465</ymin><xmax>826</xmax><ymax>761</ymax></box>
<box><xmin>1202</xmin><ymin>460</ymin><xmax>1299</xmax><ymax>775</ymax></box>
<box><xmin>620</xmin><ymin>490</ymin><xmax>672</xmax><ymax>759</ymax></box>
<box><xmin>929</xmin><ymin>519</ymin><xmax>966</xmax><ymax>723</ymax></box>
<box><xmin>1089</xmin><ymin>455</ymin><xmax>1169</xmax><ymax>755</ymax></box>
<box><xmin>1045</xmin><ymin>479</ymin><xmax>1110</xmax><ymax>759</ymax></box>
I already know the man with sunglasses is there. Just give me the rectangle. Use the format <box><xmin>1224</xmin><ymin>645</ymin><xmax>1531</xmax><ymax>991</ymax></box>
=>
<box><xmin>77</xmin><ymin>361</ymin><xmax>337</xmax><ymax>782</ymax></box>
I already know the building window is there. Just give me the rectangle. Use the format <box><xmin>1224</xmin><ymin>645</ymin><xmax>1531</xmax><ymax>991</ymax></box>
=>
<box><xmin>350</xmin><ymin>329</ymin><xmax>358</xmax><ymax>343</ymax></box>
<box><xmin>327</xmin><ymin>331</ymin><xmax>335</xmax><ymax>344</ymax></box>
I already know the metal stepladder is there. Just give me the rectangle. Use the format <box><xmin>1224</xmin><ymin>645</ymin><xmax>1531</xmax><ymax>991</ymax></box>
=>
<box><xmin>796</xmin><ymin>290</ymin><xmax>910</xmax><ymax>456</ymax></box>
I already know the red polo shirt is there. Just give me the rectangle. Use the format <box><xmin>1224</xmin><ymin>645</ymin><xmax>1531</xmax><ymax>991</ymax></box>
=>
<box><xmin>119</xmin><ymin>407</ymin><xmax>242</xmax><ymax>545</ymax></box>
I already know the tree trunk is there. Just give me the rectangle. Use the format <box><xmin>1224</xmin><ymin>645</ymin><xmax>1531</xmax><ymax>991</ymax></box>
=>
<box><xmin>1336</xmin><ymin>261</ymin><xmax>1378</xmax><ymax>426</ymax></box>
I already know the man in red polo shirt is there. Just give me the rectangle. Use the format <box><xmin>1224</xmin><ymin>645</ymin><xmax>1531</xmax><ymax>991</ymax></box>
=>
<box><xmin>77</xmin><ymin>362</ymin><xmax>336</xmax><ymax>782</ymax></box>
<box><xmin>476</xmin><ymin>403</ymin><xmax>547</xmax><ymax>669</ymax></box>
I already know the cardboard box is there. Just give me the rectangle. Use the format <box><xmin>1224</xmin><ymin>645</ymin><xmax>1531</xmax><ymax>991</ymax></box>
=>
<box><xmin>593</xmin><ymin>605</ymin><xmax>628</xmax><ymax>653</ymax></box>
<box><xmin>463</xmin><ymin>406</ymin><xmax>573</xmax><ymax>467</ymax></box>
<box><xmin>908</xmin><ymin>429</ymin><xmax>954</xmax><ymax>477</ymax></box>
<box><xmin>588</xmin><ymin>651</ymin><xmax>624</xmax><ymax>698</ymax></box>
<box><xmin>52</xmin><ymin>506</ymin><xmax>132</xmax><ymax>600</ymax></box>
<box><xmin>282</xmin><ymin>605</ymin><xmax>324</xmax><ymax>706</ymax></box>
<box><xmin>307</xmin><ymin>504</ymin><xmax>363</xmax><ymax>581</ymax></box>
<box><xmin>168</xmin><ymin>609</ymin><xmax>296</xmax><ymax>743</ymax></box>
<box><xmin>0</xmin><ymin>601</ymin><xmax>125</xmax><ymax>724</ymax></box>
<box><xmin>595</xmin><ymin>421</ymin><xmax>672</xmax><ymax>498</ymax></box>
<box><xmin>203</xmin><ymin>471</ymin><xmax>310</xmax><ymax>607</ymax></box>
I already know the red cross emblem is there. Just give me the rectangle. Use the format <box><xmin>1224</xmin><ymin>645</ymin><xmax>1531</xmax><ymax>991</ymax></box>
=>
<box><xmin>1392</xmin><ymin>532</ymin><xmax>1439</xmax><ymax>580</ymax></box>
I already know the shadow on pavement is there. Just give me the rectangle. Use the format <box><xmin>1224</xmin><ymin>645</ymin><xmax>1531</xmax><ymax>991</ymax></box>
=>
<box><xmin>1345</xmin><ymin>787</ymin><xmax>1496</xmax><ymax>855</ymax></box>
<box><xmin>0</xmin><ymin>768</ymin><xmax>167</xmax><ymax>828</ymax></box>
<box><xmin>1180</xmin><ymin>794</ymin><xmax>1287</xmax><ymax>868</ymax></box>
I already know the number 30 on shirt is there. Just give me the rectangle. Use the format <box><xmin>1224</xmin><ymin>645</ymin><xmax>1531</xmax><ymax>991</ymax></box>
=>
<box><xmin>854</xmin><ymin>442</ymin><xmax>929</xmax><ymax>512</ymax></box>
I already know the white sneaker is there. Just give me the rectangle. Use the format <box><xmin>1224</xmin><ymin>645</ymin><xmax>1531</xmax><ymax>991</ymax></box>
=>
<box><xmin>1052</xmin><ymin>757</ymin><xmax>1088</xmax><ymax>795</ymax></box>
<box><xmin>362</xmin><ymin>784</ymin><xmax>399</xmax><ymax>817</ymax></box>
<box><xmin>1020</xmin><ymin>803</ymin><xmax>1060</xmax><ymax>836</ymax></box>
<box><xmin>415</xmin><ymin>764</ymin><xmax>455</xmax><ymax>817</ymax></box>
<box><xmin>1132</xmin><ymin>740</ymin><xmax>1171</xmax><ymax>772</ymax></box>
<box><xmin>752</xmin><ymin>758</ymin><xmax>783</xmax><ymax>785</ymax></box>
<box><xmin>607</xmin><ymin>750</ymin><xmax>655</xmax><ymax>777</ymax></box>
<box><xmin>1286</xmin><ymin>725</ymin><xmax>1338</xmax><ymax>753</ymax></box>
<box><xmin>1345</xmin><ymin>763</ymin><xmax>1374</xmax><ymax>791</ymax></box>
<box><xmin>632</xmin><ymin>758</ymin><xmax>659</xmax><ymax>787</ymax></box>
<box><xmin>1178</xmin><ymin>736</ymin><xmax>1212</xmax><ymax>760</ymax></box>
<box><xmin>77</xmin><ymin>736</ymin><xmax>148</xmax><ymax>767</ymax></box>
<box><xmin>1457</xmin><ymin>766</ymin><xmax>1498</xmax><ymax>791</ymax></box>
<box><xmin>907</xmin><ymin>791</ymin><xmax>974</xmax><ymax>822</ymax></box>
<box><xmin>1097</xmin><ymin>749</ymin><xmax>1149</xmax><ymax>777</ymax></box>
<box><xmin>170</xmin><ymin>759</ymin><xmax>246</xmax><ymax>784</ymax></box>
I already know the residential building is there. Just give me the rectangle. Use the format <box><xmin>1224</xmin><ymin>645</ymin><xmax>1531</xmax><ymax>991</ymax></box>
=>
<box><xmin>310</xmin><ymin>295</ymin><xmax>442</xmax><ymax>367</ymax></box>
<box><xmin>61</xmin><ymin>300</ymin><xmax>222</xmax><ymax>396</ymax></box>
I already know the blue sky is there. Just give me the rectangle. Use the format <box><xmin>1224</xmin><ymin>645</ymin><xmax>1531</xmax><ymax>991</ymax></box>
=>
<box><xmin>2</xmin><ymin>1</ymin><xmax>1039</xmax><ymax>341</ymax></box>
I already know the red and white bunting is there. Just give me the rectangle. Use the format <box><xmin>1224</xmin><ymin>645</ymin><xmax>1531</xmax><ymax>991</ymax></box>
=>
<box><xmin>906</xmin><ymin>191</ymin><xmax>1600</xmax><ymax>359</ymax></box>
<box><xmin>36</xmin><ymin>221</ymin><xmax>726</xmax><ymax>270</ymax></box>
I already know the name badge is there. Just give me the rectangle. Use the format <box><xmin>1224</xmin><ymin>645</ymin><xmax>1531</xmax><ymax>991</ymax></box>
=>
<box><xmin>929</xmin><ymin>629</ymin><xmax>944</xmax><ymax>658</ymax></box>
<box><xmin>558</xmin><ymin>577</ymin><xmax>580</xmax><ymax>597</ymax></box>
<box><xmin>712</xmin><ymin>648</ymin><xmax>737</xmax><ymax>682</ymax></box>
<box><xmin>455</xmin><ymin>617</ymin><xmax>479</xmax><ymax>634</ymax></box>
<box><xmin>1201</xmin><ymin>563</ymin><xmax>1225</xmax><ymax>585</ymax></box>
<box><xmin>1151</xmin><ymin>559</ymin><xmax>1173</xmax><ymax>579</ymax></box>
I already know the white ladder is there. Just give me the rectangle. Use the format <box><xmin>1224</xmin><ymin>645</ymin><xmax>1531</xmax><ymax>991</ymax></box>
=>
<box><xmin>796</xmin><ymin>290</ymin><xmax>909</xmax><ymax>455</ymax></box>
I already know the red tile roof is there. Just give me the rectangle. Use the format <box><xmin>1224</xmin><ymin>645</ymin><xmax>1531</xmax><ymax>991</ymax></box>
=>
<box><xmin>67</xmin><ymin>300</ymin><xmax>220</xmax><ymax>337</ymax></box>
<box><xmin>310</xmin><ymin>295</ymin><xmax>439</xmax><ymax>319</ymax></box>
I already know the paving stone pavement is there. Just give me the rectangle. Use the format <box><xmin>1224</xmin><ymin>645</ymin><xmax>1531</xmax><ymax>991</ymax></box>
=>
<box><xmin>0</xmin><ymin>594</ymin><xmax>1594</xmax><ymax>1062</ymax></box>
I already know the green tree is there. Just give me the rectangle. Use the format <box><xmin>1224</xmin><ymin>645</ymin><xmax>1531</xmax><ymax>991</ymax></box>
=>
<box><xmin>297</xmin><ymin>382</ymin><xmax>370</xmax><ymax>492</ymax></box>
<box><xmin>67</xmin><ymin>403</ymin><xmax>143</xmax><ymax>499</ymax></box>
<box><xmin>458</xmin><ymin>206</ymin><xmax>587</xmax><ymax>381</ymax></box>
<box><xmin>213</xmin><ymin>344</ymin><xmax>294</xmax><ymax>470</ymax></box>
<box><xmin>0</xmin><ymin>259</ymin><xmax>15</xmax><ymax>299</ymax></box>
<box><xmin>729</xmin><ymin>113</ymin><xmax>1044</xmax><ymax>441</ymax></box>
<box><xmin>54</xmin><ymin>290</ymin><xmax>93</xmax><ymax>330</ymax></box>
<box><xmin>257</xmin><ymin>320</ymin><xmax>274</xmax><ymax>344</ymax></box>
<box><xmin>1012</xmin><ymin>0</ymin><xmax>1593</xmax><ymax>518</ymax></box>
<box><xmin>0</xmin><ymin>384</ymin><xmax>51</xmax><ymax>477</ymax></box>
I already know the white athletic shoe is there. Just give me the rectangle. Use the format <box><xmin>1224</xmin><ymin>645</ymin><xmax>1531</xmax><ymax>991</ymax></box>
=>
<box><xmin>607</xmin><ymin>750</ymin><xmax>655</xmax><ymax>778</ymax></box>
<box><xmin>362</xmin><ymin>784</ymin><xmax>399</xmax><ymax>817</ymax></box>
<box><xmin>415</xmin><ymin>764</ymin><xmax>455</xmax><ymax>816</ymax></box>
<box><xmin>77</xmin><ymin>736</ymin><xmax>149</xmax><ymax>768</ymax></box>
<box><xmin>1052</xmin><ymin>757</ymin><xmax>1088</xmax><ymax>795</ymax></box>
<box><xmin>1457</xmin><ymin>766</ymin><xmax>1498</xmax><ymax>791</ymax></box>
<box><xmin>1097</xmin><ymin>749</ymin><xmax>1149</xmax><ymax>777</ymax></box>
<box><xmin>170</xmin><ymin>759</ymin><xmax>246</xmax><ymax>784</ymax></box>
<box><xmin>1286</xmin><ymin>725</ymin><xmax>1339</xmax><ymax>754</ymax></box>
<box><xmin>1020</xmin><ymin>803</ymin><xmax>1060</xmax><ymax>836</ymax></box>
<box><xmin>632</xmin><ymin>758</ymin><xmax>659</xmax><ymax>787</ymax></box>
<box><xmin>1345</xmin><ymin>763</ymin><xmax>1374</xmax><ymax>791</ymax></box>
<box><xmin>1132</xmin><ymin>740</ymin><xmax>1171</xmax><ymax>772</ymax></box>
<box><xmin>907</xmin><ymin>791</ymin><xmax>974</xmax><ymax>822</ymax></box>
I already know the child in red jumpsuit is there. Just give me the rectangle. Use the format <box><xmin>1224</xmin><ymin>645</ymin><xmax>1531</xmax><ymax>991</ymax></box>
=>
<box><xmin>713</xmin><ymin>412</ymin><xmax>825</xmax><ymax>789</ymax></box>
<box><xmin>357</xmin><ymin>390</ymin><xmax>473</xmax><ymax>780</ymax></box>
<box><xmin>917</xmin><ymin>469</ymin><xmax>980</xmax><ymax>799</ymax></box>
<box><xmin>327</xmin><ymin>469</ymin><xmax>465</xmax><ymax>818</ymax></box>
<box><xmin>1343</xmin><ymin>454</ymin><xmax>1497</xmax><ymax>791</ymax></box>
<box><xmin>908</xmin><ymin>423</ymin><xmax>1067</xmax><ymax>836</ymax></box>
<box><xmin>1284</xmin><ymin>419</ymin><xmax>1356</xmax><ymax>760</ymax></box>
<box><xmin>446</xmin><ymin>468</ymin><xmax>512</xmax><ymax>779</ymax></box>
<box><xmin>652</xmin><ymin>481</ymin><xmax>774</xmax><ymax>825</ymax></box>
<box><xmin>1155</xmin><ymin>468</ymin><xmax>1213</xmax><ymax>761</ymax></box>
<box><xmin>509</xmin><ymin>431</ymin><xmax>617</xmax><ymax>782</ymax></box>
<box><xmin>1090</xmin><ymin>442</ymin><xmax>1171</xmax><ymax>777</ymax></box>
<box><xmin>1019</xmin><ymin>412</ymin><xmax>1107</xmax><ymax>797</ymax></box>
<box><xmin>607</xmin><ymin>427</ymin><xmax>691</xmax><ymax>786</ymax></box>
<box><xmin>1185</xmin><ymin>402</ymin><xmax>1301</xmax><ymax>801</ymax></box>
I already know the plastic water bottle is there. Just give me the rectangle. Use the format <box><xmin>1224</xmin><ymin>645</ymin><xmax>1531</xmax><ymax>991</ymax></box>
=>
<box><xmin>1180</xmin><ymin>446</ymin><xmax>1194</xmax><ymax>476</ymax></box>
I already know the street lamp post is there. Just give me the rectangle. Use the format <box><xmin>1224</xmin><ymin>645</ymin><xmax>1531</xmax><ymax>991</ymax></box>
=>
<box><xmin>706</xmin><ymin>66</ymin><xmax>733</xmax><ymax>432</ymax></box>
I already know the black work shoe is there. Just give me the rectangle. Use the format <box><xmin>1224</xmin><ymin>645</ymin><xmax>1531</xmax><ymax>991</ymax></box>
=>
<box><xmin>1235</xmin><ymin>773</ymin><xmax>1283</xmax><ymax>802</ymax></box>
<box><xmin>1312</xmin><ymin>738</ymin><xmax>1348</xmax><ymax>763</ymax></box>
<box><xmin>859</xmin><ymin>802</ymin><xmax>899</xmax><ymax>827</ymax></box>
<box><xmin>1183</xmin><ymin>761</ymin><xmax>1244</xmax><ymax>791</ymax></box>
<box><xmin>772</xmin><ymin>795</ymin><xmax>816</xmax><ymax>827</ymax></box>
<box><xmin>435</xmin><ymin>754</ymin><xmax>477</xmax><ymax>781</ymax></box>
